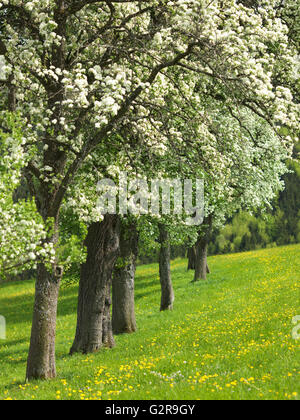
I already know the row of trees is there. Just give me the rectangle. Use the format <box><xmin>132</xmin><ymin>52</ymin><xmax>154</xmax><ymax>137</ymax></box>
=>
<box><xmin>0</xmin><ymin>0</ymin><xmax>299</xmax><ymax>381</ymax></box>
<box><xmin>185</xmin><ymin>146</ymin><xmax>300</xmax><ymax>258</ymax></box>
<box><xmin>140</xmin><ymin>143</ymin><xmax>300</xmax><ymax>261</ymax></box>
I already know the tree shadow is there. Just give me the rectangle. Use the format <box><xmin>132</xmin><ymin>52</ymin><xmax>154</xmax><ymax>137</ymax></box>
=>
<box><xmin>0</xmin><ymin>338</ymin><xmax>27</xmax><ymax>348</ymax></box>
<box><xmin>0</xmin><ymin>284</ymin><xmax>79</xmax><ymax>326</ymax></box>
<box><xmin>0</xmin><ymin>347</ymin><xmax>28</xmax><ymax>366</ymax></box>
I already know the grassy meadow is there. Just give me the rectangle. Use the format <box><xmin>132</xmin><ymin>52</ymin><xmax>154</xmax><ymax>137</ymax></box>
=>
<box><xmin>0</xmin><ymin>244</ymin><xmax>299</xmax><ymax>400</ymax></box>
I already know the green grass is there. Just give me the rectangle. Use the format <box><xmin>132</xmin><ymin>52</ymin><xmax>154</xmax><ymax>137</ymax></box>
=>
<box><xmin>0</xmin><ymin>245</ymin><xmax>299</xmax><ymax>400</ymax></box>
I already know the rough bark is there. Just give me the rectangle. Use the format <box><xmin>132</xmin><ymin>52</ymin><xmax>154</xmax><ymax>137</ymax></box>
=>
<box><xmin>112</xmin><ymin>222</ymin><xmax>138</xmax><ymax>335</ymax></box>
<box><xmin>102</xmin><ymin>280</ymin><xmax>115</xmax><ymax>348</ymax></box>
<box><xmin>70</xmin><ymin>215</ymin><xmax>120</xmax><ymax>355</ymax></box>
<box><xmin>25</xmin><ymin>202</ymin><xmax>63</xmax><ymax>381</ymax></box>
<box><xmin>159</xmin><ymin>224</ymin><xmax>174</xmax><ymax>311</ymax></box>
<box><xmin>26</xmin><ymin>263</ymin><xmax>62</xmax><ymax>381</ymax></box>
<box><xmin>193</xmin><ymin>216</ymin><xmax>213</xmax><ymax>282</ymax></box>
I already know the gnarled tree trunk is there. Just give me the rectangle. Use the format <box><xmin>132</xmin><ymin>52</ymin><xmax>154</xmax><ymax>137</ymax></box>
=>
<box><xmin>102</xmin><ymin>280</ymin><xmax>115</xmax><ymax>348</ymax></box>
<box><xmin>26</xmin><ymin>262</ymin><xmax>62</xmax><ymax>381</ymax></box>
<box><xmin>70</xmin><ymin>215</ymin><xmax>120</xmax><ymax>355</ymax></box>
<box><xmin>112</xmin><ymin>221</ymin><xmax>138</xmax><ymax>335</ymax></box>
<box><xmin>26</xmin><ymin>211</ymin><xmax>63</xmax><ymax>381</ymax></box>
<box><xmin>159</xmin><ymin>224</ymin><xmax>174</xmax><ymax>311</ymax></box>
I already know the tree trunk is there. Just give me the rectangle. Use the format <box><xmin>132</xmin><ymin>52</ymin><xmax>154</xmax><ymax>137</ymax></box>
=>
<box><xmin>193</xmin><ymin>237</ymin><xmax>209</xmax><ymax>282</ymax></box>
<box><xmin>159</xmin><ymin>224</ymin><xmax>174</xmax><ymax>311</ymax></box>
<box><xmin>193</xmin><ymin>216</ymin><xmax>213</xmax><ymax>282</ymax></box>
<box><xmin>70</xmin><ymin>215</ymin><xmax>120</xmax><ymax>355</ymax></box>
<box><xmin>188</xmin><ymin>246</ymin><xmax>210</xmax><ymax>273</ymax></box>
<box><xmin>26</xmin><ymin>209</ymin><xmax>62</xmax><ymax>381</ymax></box>
<box><xmin>187</xmin><ymin>246</ymin><xmax>196</xmax><ymax>270</ymax></box>
<box><xmin>102</xmin><ymin>280</ymin><xmax>115</xmax><ymax>348</ymax></box>
<box><xmin>26</xmin><ymin>261</ymin><xmax>63</xmax><ymax>381</ymax></box>
<box><xmin>26</xmin><ymin>264</ymin><xmax>62</xmax><ymax>380</ymax></box>
<box><xmin>112</xmin><ymin>221</ymin><xmax>138</xmax><ymax>335</ymax></box>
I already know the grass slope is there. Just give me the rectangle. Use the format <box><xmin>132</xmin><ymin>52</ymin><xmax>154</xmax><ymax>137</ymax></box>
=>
<box><xmin>0</xmin><ymin>245</ymin><xmax>299</xmax><ymax>400</ymax></box>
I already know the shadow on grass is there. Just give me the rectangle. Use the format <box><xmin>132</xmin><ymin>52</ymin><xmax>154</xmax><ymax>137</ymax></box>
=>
<box><xmin>0</xmin><ymin>338</ymin><xmax>28</xmax><ymax>348</ymax></box>
<box><xmin>0</xmin><ymin>285</ymin><xmax>79</xmax><ymax>326</ymax></box>
<box><xmin>0</xmin><ymin>347</ymin><xmax>28</xmax><ymax>365</ymax></box>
